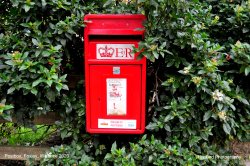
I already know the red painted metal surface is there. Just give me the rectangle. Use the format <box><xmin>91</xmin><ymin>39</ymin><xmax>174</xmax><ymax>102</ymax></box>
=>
<box><xmin>84</xmin><ymin>14</ymin><xmax>146</xmax><ymax>134</ymax></box>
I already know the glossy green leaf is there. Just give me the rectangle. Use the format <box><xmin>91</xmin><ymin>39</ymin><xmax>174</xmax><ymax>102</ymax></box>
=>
<box><xmin>5</xmin><ymin>60</ymin><xmax>15</xmax><ymax>66</ymax></box>
<box><xmin>32</xmin><ymin>79</ymin><xmax>43</xmax><ymax>87</ymax></box>
<box><xmin>23</xmin><ymin>4</ymin><xmax>31</xmax><ymax>12</ymax></box>
<box><xmin>223</xmin><ymin>123</ymin><xmax>231</xmax><ymax>135</ymax></box>
<box><xmin>7</xmin><ymin>87</ymin><xmax>15</xmax><ymax>94</ymax></box>
<box><xmin>203</xmin><ymin>111</ymin><xmax>212</xmax><ymax>121</ymax></box>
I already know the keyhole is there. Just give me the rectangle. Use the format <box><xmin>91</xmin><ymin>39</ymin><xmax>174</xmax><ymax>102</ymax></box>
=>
<box><xmin>98</xmin><ymin>97</ymin><xmax>101</xmax><ymax>112</ymax></box>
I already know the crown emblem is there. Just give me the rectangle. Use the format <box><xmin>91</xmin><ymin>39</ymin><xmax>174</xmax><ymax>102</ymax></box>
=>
<box><xmin>98</xmin><ymin>45</ymin><xmax>114</xmax><ymax>57</ymax></box>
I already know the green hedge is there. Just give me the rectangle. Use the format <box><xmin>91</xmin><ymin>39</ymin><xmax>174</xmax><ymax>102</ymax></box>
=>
<box><xmin>0</xmin><ymin>0</ymin><xmax>249</xmax><ymax>165</ymax></box>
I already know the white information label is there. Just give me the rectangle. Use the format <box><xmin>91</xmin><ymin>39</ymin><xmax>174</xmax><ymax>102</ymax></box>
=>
<box><xmin>106</xmin><ymin>78</ymin><xmax>127</xmax><ymax>116</ymax></box>
<box><xmin>98</xmin><ymin>119</ymin><xmax>137</xmax><ymax>129</ymax></box>
<box><xmin>97</xmin><ymin>44</ymin><xmax>135</xmax><ymax>59</ymax></box>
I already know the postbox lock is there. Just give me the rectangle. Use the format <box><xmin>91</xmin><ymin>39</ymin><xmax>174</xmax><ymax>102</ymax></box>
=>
<box><xmin>113</xmin><ymin>67</ymin><xmax>120</xmax><ymax>75</ymax></box>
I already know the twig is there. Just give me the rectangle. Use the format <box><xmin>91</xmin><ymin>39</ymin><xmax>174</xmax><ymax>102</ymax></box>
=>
<box><xmin>155</xmin><ymin>66</ymin><xmax>160</xmax><ymax>106</ymax></box>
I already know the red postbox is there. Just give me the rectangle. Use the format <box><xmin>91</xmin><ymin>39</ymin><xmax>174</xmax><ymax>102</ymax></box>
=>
<box><xmin>84</xmin><ymin>14</ymin><xmax>146</xmax><ymax>134</ymax></box>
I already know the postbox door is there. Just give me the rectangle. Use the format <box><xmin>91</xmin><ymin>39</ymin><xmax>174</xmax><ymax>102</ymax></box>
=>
<box><xmin>89</xmin><ymin>65</ymin><xmax>142</xmax><ymax>130</ymax></box>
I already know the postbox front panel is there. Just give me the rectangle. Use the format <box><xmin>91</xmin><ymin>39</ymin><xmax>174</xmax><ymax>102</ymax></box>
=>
<box><xmin>89</xmin><ymin>65</ymin><xmax>142</xmax><ymax>130</ymax></box>
<box><xmin>84</xmin><ymin>14</ymin><xmax>146</xmax><ymax>134</ymax></box>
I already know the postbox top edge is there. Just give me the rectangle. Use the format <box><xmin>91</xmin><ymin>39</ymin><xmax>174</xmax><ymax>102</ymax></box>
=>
<box><xmin>84</xmin><ymin>14</ymin><xmax>146</xmax><ymax>20</ymax></box>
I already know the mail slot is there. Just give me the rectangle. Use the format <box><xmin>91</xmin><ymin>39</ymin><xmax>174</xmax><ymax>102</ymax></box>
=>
<box><xmin>84</xmin><ymin>14</ymin><xmax>146</xmax><ymax>134</ymax></box>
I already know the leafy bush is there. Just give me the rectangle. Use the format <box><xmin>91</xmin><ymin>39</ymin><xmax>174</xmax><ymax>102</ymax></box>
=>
<box><xmin>0</xmin><ymin>123</ymin><xmax>55</xmax><ymax>145</ymax></box>
<box><xmin>104</xmin><ymin>135</ymin><xmax>244</xmax><ymax>166</ymax></box>
<box><xmin>0</xmin><ymin>0</ymin><xmax>96</xmax><ymax>124</ymax></box>
<box><xmin>37</xmin><ymin>141</ymin><xmax>98</xmax><ymax>166</ymax></box>
<box><xmin>1</xmin><ymin>0</ymin><xmax>249</xmax><ymax>165</ymax></box>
